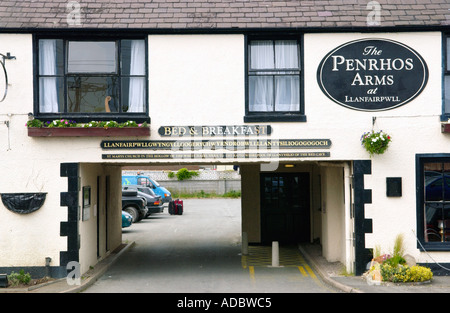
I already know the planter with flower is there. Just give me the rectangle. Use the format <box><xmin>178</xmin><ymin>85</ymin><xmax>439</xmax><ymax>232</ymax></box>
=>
<box><xmin>364</xmin><ymin>234</ymin><xmax>433</xmax><ymax>285</ymax></box>
<box><xmin>360</xmin><ymin>130</ymin><xmax>392</xmax><ymax>156</ymax></box>
<box><xmin>27</xmin><ymin>119</ymin><xmax>150</xmax><ymax>137</ymax></box>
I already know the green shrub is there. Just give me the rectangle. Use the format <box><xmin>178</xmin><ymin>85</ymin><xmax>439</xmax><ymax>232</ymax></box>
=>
<box><xmin>26</xmin><ymin>119</ymin><xmax>44</xmax><ymax>128</ymax></box>
<box><xmin>409</xmin><ymin>265</ymin><xmax>433</xmax><ymax>282</ymax></box>
<box><xmin>8</xmin><ymin>270</ymin><xmax>31</xmax><ymax>286</ymax></box>
<box><xmin>380</xmin><ymin>263</ymin><xmax>433</xmax><ymax>283</ymax></box>
<box><xmin>170</xmin><ymin>190</ymin><xmax>241</xmax><ymax>199</ymax></box>
<box><xmin>222</xmin><ymin>190</ymin><xmax>241</xmax><ymax>198</ymax></box>
<box><xmin>383</xmin><ymin>255</ymin><xmax>406</xmax><ymax>268</ymax></box>
<box><xmin>176</xmin><ymin>168</ymin><xmax>199</xmax><ymax>181</ymax></box>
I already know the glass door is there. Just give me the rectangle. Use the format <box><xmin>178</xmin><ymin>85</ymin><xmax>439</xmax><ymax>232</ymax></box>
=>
<box><xmin>260</xmin><ymin>173</ymin><xmax>310</xmax><ymax>244</ymax></box>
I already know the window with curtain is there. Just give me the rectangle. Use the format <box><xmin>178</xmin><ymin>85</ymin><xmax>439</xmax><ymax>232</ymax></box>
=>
<box><xmin>37</xmin><ymin>38</ymin><xmax>147</xmax><ymax>121</ymax></box>
<box><xmin>445</xmin><ymin>36</ymin><xmax>450</xmax><ymax>115</ymax></box>
<box><xmin>246</xmin><ymin>38</ymin><xmax>303</xmax><ymax>122</ymax></box>
<box><xmin>417</xmin><ymin>155</ymin><xmax>450</xmax><ymax>251</ymax></box>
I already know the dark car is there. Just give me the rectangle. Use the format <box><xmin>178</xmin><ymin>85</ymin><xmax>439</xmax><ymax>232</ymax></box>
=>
<box><xmin>123</xmin><ymin>185</ymin><xmax>164</xmax><ymax>216</ymax></box>
<box><xmin>424</xmin><ymin>172</ymin><xmax>450</xmax><ymax>241</ymax></box>
<box><xmin>122</xmin><ymin>189</ymin><xmax>148</xmax><ymax>222</ymax></box>
<box><xmin>425</xmin><ymin>174</ymin><xmax>450</xmax><ymax>201</ymax></box>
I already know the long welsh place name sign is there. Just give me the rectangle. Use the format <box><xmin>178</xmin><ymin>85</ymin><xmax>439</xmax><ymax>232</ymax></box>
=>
<box><xmin>102</xmin><ymin>125</ymin><xmax>330</xmax><ymax>160</ymax></box>
<box><xmin>317</xmin><ymin>38</ymin><xmax>428</xmax><ymax>111</ymax></box>
<box><xmin>101</xmin><ymin>138</ymin><xmax>331</xmax><ymax>160</ymax></box>
<box><xmin>100</xmin><ymin>139</ymin><xmax>331</xmax><ymax>150</ymax></box>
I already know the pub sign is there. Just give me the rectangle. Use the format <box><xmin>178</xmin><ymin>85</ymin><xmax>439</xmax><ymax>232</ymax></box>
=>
<box><xmin>317</xmin><ymin>38</ymin><xmax>428</xmax><ymax>111</ymax></box>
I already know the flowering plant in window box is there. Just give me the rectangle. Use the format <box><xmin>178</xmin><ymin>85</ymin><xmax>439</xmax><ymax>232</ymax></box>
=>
<box><xmin>47</xmin><ymin>119</ymin><xmax>78</xmax><ymax>128</ymax></box>
<box><xmin>83</xmin><ymin>120</ymin><xmax>147</xmax><ymax>129</ymax></box>
<box><xmin>360</xmin><ymin>130</ymin><xmax>391</xmax><ymax>156</ymax></box>
<box><xmin>26</xmin><ymin>119</ymin><xmax>149</xmax><ymax>137</ymax></box>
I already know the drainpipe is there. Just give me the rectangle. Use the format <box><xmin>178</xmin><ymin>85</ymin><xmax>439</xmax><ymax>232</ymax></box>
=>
<box><xmin>45</xmin><ymin>257</ymin><xmax>52</xmax><ymax>277</ymax></box>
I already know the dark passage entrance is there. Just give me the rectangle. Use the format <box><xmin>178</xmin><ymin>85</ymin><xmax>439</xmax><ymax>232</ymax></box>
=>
<box><xmin>260</xmin><ymin>172</ymin><xmax>310</xmax><ymax>244</ymax></box>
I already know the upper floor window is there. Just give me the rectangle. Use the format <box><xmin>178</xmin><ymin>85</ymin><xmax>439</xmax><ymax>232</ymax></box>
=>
<box><xmin>36</xmin><ymin>37</ymin><xmax>148</xmax><ymax>122</ymax></box>
<box><xmin>245</xmin><ymin>37</ymin><xmax>304</xmax><ymax>122</ymax></box>
<box><xmin>445</xmin><ymin>35</ymin><xmax>450</xmax><ymax>116</ymax></box>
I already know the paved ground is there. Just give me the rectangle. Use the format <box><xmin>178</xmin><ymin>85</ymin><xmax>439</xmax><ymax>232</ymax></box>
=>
<box><xmin>84</xmin><ymin>199</ymin><xmax>340</xmax><ymax>293</ymax></box>
<box><xmin>4</xmin><ymin>199</ymin><xmax>450</xmax><ymax>295</ymax></box>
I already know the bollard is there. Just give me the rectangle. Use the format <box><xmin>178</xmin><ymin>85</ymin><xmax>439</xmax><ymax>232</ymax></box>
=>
<box><xmin>272</xmin><ymin>241</ymin><xmax>279</xmax><ymax>267</ymax></box>
<box><xmin>242</xmin><ymin>232</ymin><xmax>248</xmax><ymax>255</ymax></box>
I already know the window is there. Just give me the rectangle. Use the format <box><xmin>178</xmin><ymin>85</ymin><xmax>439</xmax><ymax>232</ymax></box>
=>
<box><xmin>245</xmin><ymin>37</ymin><xmax>304</xmax><ymax>122</ymax></box>
<box><xmin>444</xmin><ymin>35</ymin><xmax>450</xmax><ymax>117</ymax></box>
<box><xmin>416</xmin><ymin>154</ymin><xmax>450</xmax><ymax>250</ymax></box>
<box><xmin>36</xmin><ymin>37</ymin><xmax>148</xmax><ymax>122</ymax></box>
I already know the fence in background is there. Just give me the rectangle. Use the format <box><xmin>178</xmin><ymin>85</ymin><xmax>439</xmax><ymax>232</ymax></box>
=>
<box><xmin>122</xmin><ymin>170</ymin><xmax>241</xmax><ymax>194</ymax></box>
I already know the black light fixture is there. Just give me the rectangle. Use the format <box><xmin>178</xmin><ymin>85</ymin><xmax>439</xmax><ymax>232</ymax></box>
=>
<box><xmin>0</xmin><ymin>52</ymin><xmax>15</xmax><ymax>63</ymax></box>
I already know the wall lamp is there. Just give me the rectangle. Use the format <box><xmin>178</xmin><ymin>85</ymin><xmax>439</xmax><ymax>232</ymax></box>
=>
<box><xmin>0</xmin><ymin>52</ymin><xmax>15</xmax><ymax>63</ymax></box>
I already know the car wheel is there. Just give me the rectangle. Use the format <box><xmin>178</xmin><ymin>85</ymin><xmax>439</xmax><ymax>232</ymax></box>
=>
<box><xmin>123</xmin><ymin>206</ymin><xmax>139</xmax><ymax>223</ymax></box>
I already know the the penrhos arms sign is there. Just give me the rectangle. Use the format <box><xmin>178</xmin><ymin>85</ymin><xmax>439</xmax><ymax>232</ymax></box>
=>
<box><xmin>317</xmin><ymin>38</ymin><xmax>428</xmax><ymax>111</ymax></box>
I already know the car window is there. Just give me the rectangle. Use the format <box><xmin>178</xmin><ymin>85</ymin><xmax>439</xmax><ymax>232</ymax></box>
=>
<box><xmin>137</xmin><ymin>187</ymin><xmax>147</xmax><ymax>193</ymax></box>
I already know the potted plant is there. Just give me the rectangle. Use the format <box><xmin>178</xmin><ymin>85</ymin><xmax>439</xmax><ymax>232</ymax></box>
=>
<box><xmin>26</xmin><ymin>119</ymin><xmax>150</xmax><ymax>137</ymax></box>
<box><xmin>360</xmin><ymin>130</ymin><xmax>392</xmax><ymax>156</ymax></box>
<box><xmin>365</xmin><ymin>234</ymin><xmax>433</xmax><ymax>284</ymax></box>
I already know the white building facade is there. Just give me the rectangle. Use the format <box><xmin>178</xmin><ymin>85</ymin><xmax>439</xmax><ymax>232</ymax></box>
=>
<box><xmin>0</xmin><ymin>1</ymin><xmax>450</xmax><ymax>278</ymax></box>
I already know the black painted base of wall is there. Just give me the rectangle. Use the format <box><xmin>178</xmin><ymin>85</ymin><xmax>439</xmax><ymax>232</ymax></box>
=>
<box><xmin>0</xmin><ymin>266</ymin><xmax>67</xmax><ymax>279</ymax></box>
<box><xmin>419</xmin><ymin>263</ymin><xmax>450</xmax><ymax>276</ymax></box>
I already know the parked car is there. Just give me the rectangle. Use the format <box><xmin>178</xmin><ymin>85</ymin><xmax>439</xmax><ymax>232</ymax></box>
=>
<box><xmin>123</xmin><ymin>185</ymin><xmax>164</xmax><ymax>216</ymax></box>
<box><xmin>122</xmin><ymin>211</ymin><xmax>133</xmax><ymax>228</ymax></box>
<box><xmin>122</xmin><ymin>189</ymin><xmax>148</xmax><ymax>223</ymax></box>
<box><xmin>122</xmin><ymin>175</ymin><xmax>172</xmax><ymax>203</ymax></box>
<box><xmin>425</xmin><ymin>173</ymin><xmax>450</xmax><ymax>201</ymax></box>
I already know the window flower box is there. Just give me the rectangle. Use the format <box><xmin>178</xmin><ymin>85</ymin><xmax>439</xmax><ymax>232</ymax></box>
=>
<box><xmin>27</xmin><ymin>119</ymin><xmax>150</xmax><ymax>137</ymax></box>
<box><xmin>441</xmin><ymin>122</ymin><xmax>450</xmax><ymax>133</ymax></box>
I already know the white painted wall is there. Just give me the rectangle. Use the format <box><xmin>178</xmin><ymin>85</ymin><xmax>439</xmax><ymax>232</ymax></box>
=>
<box><xmin>0</xmin><ymin>34</ymin><xmax>68</xmax><ymax>269</ymax></box>
<box><xmin>148</xmin><ymin>34</ymin><xmax>245</xmax><ymax>127</ymax></box>
<box><xmin>0</xmin><ymin>31</ymin><xmax>447</xmax><ymax>271</ymax></box>
<box><xmin>321</xmin><ymin>166</ymin><xmax>345</xmax><ymax>263</ymax></box>
<box><xmin>304</xmin><ymin>32</ymin><xmax>444</xmax><ymax>265</ymax></box>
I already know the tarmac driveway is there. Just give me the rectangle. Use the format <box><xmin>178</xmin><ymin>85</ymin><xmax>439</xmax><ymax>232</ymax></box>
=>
<box><xmin>83</xmin><ymin>198</ymin><xmax>339</xmax><ymax>294</ymax></box>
